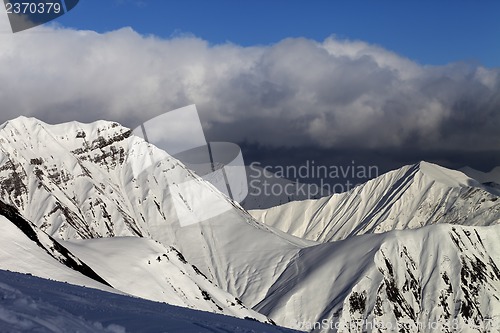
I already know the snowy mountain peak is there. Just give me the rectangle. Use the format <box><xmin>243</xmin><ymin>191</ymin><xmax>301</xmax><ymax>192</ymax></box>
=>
<box><xmin>251</xmin><ymin>161</ymin><xmax>500</xmax><ymax>243</ymax></box>
<box><xmin>0</xmin><ymin>116</ymin><xmax>306</xmax><ymax>321</ymax></box>
<box><xmin>1</xmin><ymin>116</ymin><xmax>123</xmax><ymax>131</ymax></box>
<box><xmin>0</xmin><ymin>117</ymin><xmax>131</xmax><ymax>152</ymax></box>
<box><xmin>0</xmin><ymin>115</ymin><xmax>40</xmax><ymax>129</ymax></box>
<box><xmin>418</xmin><ymin>161</ymin><xmax>478</xmax><ymax>187</ymax></box>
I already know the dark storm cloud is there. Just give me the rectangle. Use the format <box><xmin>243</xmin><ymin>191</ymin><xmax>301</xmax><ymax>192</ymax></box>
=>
<box><xmin>0</xmin><ymin>15</ymin><xmax>499</xmax><ymax>171</ymax></box>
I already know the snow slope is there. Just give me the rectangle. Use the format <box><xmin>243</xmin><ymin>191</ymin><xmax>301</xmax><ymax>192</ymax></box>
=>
<box><xmin>461</xmin><ymin>166</ymin><xmax>500</xmax><ymax>195</ymax></box>
<box><xmin>0</xmin><ymin>196</ymin><xmax>273</xmax><ymax>322</ymax></box>
<box><xmin>0</xmin><ymin>269</ymin><xmax>300</xmax><ymax>333</ymax></box>
<box><xmin>62</xmin><ymin>237</ymin><xmax>274</xmax><ymax>321</ymax></box>
<box><xmin>251</xmin><ymin>162</ymin><xmax>500</xmax><ymax>243</ymax></box>
<box><xmin>254</xmin><ymin>224</ymin><xmax>500</xmax><ymax>332</ymax></box>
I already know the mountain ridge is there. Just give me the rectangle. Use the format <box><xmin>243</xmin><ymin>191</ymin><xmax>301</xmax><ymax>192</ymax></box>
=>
<box><xmin>0</xmin><ymin>199</ymin><xmax>112</xmax><ymax>287</ymax></box>
<box><xmin>251</xmin><ymin>161</ymin><xmax>500</xmax><ymax>243</ymax></box>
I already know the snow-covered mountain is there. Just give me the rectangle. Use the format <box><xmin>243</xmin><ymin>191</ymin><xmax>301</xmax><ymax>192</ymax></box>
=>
<box><xmin>461</xmin><ymin>166</ymin><xmax>500</xmax><ymax>185</ymax></box>
<box><xmin>461</xmin><ymin>166</ymin><xmax>500</xmax><ymax>195</ymax></box>
<box><xmin>251</xmin><ymin>162</ymin><xmax>500</xmax><ymax>243</ymax></box>
<box><xmin>0</xmin><ymin>115</ymin><xmax>317</xmax><ymax>297</ymax></box>
<box><xmin>0</xmin><ymin>197</ymin><xmax>272</xmax><ymax>322</ymax></box>
<box><xmin>1</xmin><ymin>116</ymin><xmax>500</xmax><ymax>333</ymax></box>
<box><xmin>254</xmin><ymin>224</ymin><xmax>500</xmax><ymax>332</ymax></box>
<box><xmin>247</xmin><ymin>160</ymin><xmax>500</xmax><ymax>331</ymax></box>
<box><xmin>61</xmin><ymin>236</ymin><xmax>273</xmax><ymax>319</ymax></box>
<box><xmin>0</xmin><ymin>116</ymin><xmax>293</xmax><ymax>323</ymax></box>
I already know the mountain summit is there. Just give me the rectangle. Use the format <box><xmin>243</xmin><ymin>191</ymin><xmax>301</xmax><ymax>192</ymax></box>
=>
<box><xmin>251</xmin><ymin>161</ymin><xmax>500</xmax><ymax>243</ymax></box>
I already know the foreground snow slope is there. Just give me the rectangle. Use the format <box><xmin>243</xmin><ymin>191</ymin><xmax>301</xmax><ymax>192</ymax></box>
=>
<box><xmin>0</xmin><ymin>269</ymin><xmax>300</xmax><ymax>333</ymax></box>
<box><xmin>251</xmin><ymin>162</ymin><xmax>500</xmax><ymax>242</ymax></box>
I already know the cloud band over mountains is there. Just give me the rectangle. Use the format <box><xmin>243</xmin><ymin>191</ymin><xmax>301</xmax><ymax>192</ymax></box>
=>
<box><xmin>0</xmin><ymin>16</ymin><xmax>499</xmax><ymax>155</ymax></box>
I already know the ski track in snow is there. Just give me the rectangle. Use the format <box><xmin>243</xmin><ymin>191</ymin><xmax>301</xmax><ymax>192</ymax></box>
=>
<box><xmin>0</xmin><ymin>269</ymin><xmax>300</xmax><ymax>333</ymax></box>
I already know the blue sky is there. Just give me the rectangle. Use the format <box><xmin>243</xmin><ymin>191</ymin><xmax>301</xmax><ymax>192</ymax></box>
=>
<box><xmin>56</xmin><ymin>0</ymin><xmax>500</xmax><ymax>67</ymax></box>
<box><xmin>1</xmin><ymin>0</ymin><xmax>499</xmax><ymax>172</ymax></box>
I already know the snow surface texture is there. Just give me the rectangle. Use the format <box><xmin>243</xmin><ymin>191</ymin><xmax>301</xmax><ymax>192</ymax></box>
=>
<box><xmin>1</xmin><ymin>117</ymin><xmax>500</xmax><ymax>332</ymax></box>
<box><xmin>61</xmin><ymin>237</ymin><xmax>273</xmax><ymax>319</ymax></box>
<box><xmin>0</xmin><ymin>269</ymin><xmax>298</xmax><ymax>333</ymax></box>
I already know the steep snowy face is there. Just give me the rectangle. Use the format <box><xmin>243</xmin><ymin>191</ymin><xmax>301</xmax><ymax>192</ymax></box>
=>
<box><xmin>0</xmin><ymin>115</ymin><xmax>226</xmax><ymax>239</ymax></box>
<box><xmin>0</xmin><ymin>116</ymin><xmax>292</xmax><ymax>240</ymax></box>
<box><xmin>61</xmin><ymin>237</ymin><xmax>275</xmax><ymax>322</ymax></box>
<box><xmin>254</xmin><ymin>224</ymin><xmax>500</xmax><ymax>332</ymax></box>
<box><xmin>0</xmin><ymin>117</ymin><xmax>141</xmax><ymax>239</ymax></box>
<box><xmin>0</xmin><ymin>200</ymin><xmax>115</xmax><ymax>292</ymax></box>
<box><xmin>251</xmin><ymin>162</ymin><xmax>500</xmax><ymax>243</ymax></box>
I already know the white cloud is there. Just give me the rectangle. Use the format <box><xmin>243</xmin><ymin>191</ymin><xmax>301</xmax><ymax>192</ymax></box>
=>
<box><xmin>0</xmin><ymin>14</ymin><xmax>499</xmax><ymax>152</ymax></box>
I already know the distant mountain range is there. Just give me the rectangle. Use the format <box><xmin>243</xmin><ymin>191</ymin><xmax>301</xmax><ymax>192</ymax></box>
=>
<box><xmin>460</xmin><ymin>166</ymin><xmax>500</xmax><ymax>185</ymax></box>
<box><xmin>250</xmin><ymin>161</ymin><xmax>500</xmax><ymax>242</ymax></box>
<box><xmin>0</xmin><ymin>117</ymin><xmax>499</xmax><ymax>332</ymax></box>
<box><xmin>460</xmin><ymin>166</ymin><xmax>500</xmax><ymax>195</ymax></box>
